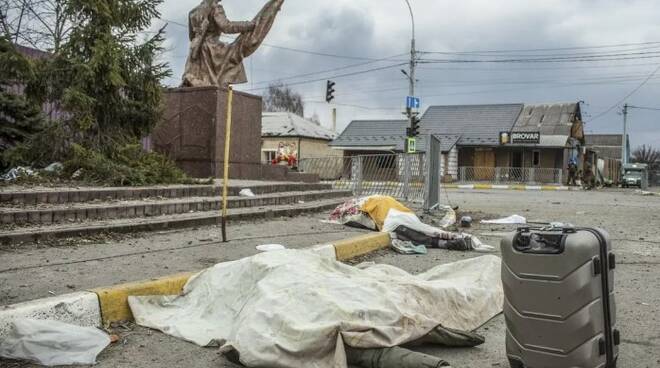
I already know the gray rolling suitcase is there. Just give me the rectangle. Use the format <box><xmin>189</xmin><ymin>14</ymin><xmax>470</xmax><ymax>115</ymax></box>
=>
<box><xmin>501</xmin><ymin>227</ymin><xmax>619</xmax><ymax>368</ymax></box>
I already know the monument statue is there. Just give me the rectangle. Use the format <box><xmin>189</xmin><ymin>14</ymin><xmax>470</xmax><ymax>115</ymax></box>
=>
<box><xmin>182</xmin><ymin>0</ymin><xmax>284</xmax><ymax>88</ymax></box>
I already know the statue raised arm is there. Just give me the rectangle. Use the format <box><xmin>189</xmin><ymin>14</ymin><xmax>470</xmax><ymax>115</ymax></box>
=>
<box><xmin>182</xmin><ymin>0</ymin><xmax>284</xmax><ymax>88</ymax></box>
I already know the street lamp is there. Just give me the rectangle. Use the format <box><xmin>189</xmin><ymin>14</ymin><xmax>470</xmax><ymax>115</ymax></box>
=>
<box><xmin>403</xmin><ymin>0</ymin><xmax>417</xmax><ymax>143</ymax></box>
<box><xmin>403</xmin><ymin>0</ymin><xmax>416</xmax><ymax>99</ymax></box>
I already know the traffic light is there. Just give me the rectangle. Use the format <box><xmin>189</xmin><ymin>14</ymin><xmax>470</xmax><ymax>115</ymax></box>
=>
<box><xmin>407</xmin><ymin>115</ymin><xmax>421</xmax><ymax>137</ymax></box>
<box><xmin>325</xmin><ymin>80</ymin><xmax>336</xmax><ymax>103</ymax></box>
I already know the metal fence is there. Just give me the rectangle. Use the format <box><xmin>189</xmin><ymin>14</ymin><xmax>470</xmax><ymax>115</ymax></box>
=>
<box><xmin>299</xmin><ymin>153</ymin><xmax>428</xmax><ymax>202</ymax></box>
<box><xmin>458</xmin><ymin>167</ymin><xmax>564</xmax><ymax>184</ymax></box>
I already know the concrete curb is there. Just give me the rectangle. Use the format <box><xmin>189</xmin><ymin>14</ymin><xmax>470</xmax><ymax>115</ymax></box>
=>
<box><xmin>0</xmin><ymin>232</ymin><xmax>391</xmax><ymax>336</ymax></box>
<box><xmin>443</xmin><ymin>184</ymin><xmax>578</xmax><ymax>191</ymax></box>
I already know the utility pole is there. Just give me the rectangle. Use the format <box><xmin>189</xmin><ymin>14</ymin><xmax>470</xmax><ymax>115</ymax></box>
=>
<box><xmin>403</xmin><ymin>0</ymin><xmax>417</xmax><ymax>133</ymax></box>
<box><xmin>622</xmin><ymin>103</ymin><xmax>628</xmax><ymax>166</ymax></box>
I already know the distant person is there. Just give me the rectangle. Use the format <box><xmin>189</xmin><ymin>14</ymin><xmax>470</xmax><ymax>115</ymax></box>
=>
<box><xmin>583</xmin><ymin>163</ymin><xmax>595</xmax><ymax>190</ymax></box>
<box><xmin>567</xmin><ymin>159</ymin><xmax>578</xmax><ymax>186</ymax></box>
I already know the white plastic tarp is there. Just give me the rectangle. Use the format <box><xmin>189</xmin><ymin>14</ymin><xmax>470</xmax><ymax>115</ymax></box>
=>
<box><xmin>481</xmin><ymin>215</ymin><xmax>527</xmax><ymax>225</ymax></box>
<box><xmin>0</xmin><ymin>319</ymin><xmax>110</xmax><ymax>366</ymax></box>
<box><xmin>129</xmin><ymin>250</ymin><xmax>503</xmax><ymax>368</ymax></box>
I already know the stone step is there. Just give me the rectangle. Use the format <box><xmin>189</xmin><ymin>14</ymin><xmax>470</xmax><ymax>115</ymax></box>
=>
<box><xmin>0</xmin><ymin>181</ymin><xmax>333</xmax><ymax>206</ymax></box>
<box><xmin>0</xmin><ymin>190</ymin><xmax>351</xmax><ymax>226</ymax></box>
<box><xmin>0</xmin><ymin>197</ymin><xmax>348</xmax><ymax>245</ymax></box>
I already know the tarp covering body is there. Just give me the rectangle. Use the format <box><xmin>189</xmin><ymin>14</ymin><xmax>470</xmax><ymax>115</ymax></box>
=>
<box><xmin>129</xmin><ymin>250</ymin><xmax>503</xmax><ymax>368</ymax></box>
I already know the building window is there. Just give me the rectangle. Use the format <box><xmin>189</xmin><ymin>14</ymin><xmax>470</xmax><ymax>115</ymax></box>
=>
<box><xmin>263</xmin><ymin>150</ymin><xmax>277</xmax><ymax>163</ymax></box>
<box><xmin>532</xmin><ymin>150</ymin><xmax>541</xmax><ymax>167</ymax></box>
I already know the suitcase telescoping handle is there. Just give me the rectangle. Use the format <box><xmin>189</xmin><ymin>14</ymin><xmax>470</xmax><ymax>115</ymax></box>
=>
<box><xmin>513</xmin><ymin>226</ymin><xmax>574</xmax><ymax>255</ymax></box>
<box><xmin>580</xmin><ymin>228</ymin><xmax>618</xmax><ymax>367</ymax></box>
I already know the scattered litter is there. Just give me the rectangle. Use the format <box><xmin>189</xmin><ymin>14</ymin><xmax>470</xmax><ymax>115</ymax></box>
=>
<box><xmin>635</xmin><ymin>189</ymin><xmax>657</xmax><ymax>196</ymax></box>
<box><xmin>256</xmin><ymin>244</ymin><xmax>287</xmax><ymax>252</ymax></box>
<box><xmin>460</xmin><ymin>216</ymin><xmax>473</xmax><ymax>228</ymax></box>
<box><xmin>481</xmin><ymin>215</ymin><xmax>527</xmax><ymax>225</ymax></box>
<box><xmin>0</xmin><ymin>319</ymin><xmax>111</xmax><ymax>366</ymax></box>
<box><xmin>1</xmin><ymin>167</ymin><xmax>37</xmax><ymax>181</ymax></box>
<box><xmin>239</xmin><ymin>189</ymin><xmax>256</xmax><ymax>197</ymax></box>
<box><xmin>44</xmin><ymin>162</ymin><xmax>64</xmax><ymax>173</ymax></box>
<box><xmin>391</xmin><ymin>239</ymin><xmax>427</xmax><ymax>255</ymax></box>
<box><xmin>71</xmin><ymin>169</ymin><xmax>83</xmax><ymax>179</ymax></box>
<box><xmin>298</xmin><ymin>200</ymin><xmax>305</xmax><ymax>204</ymax></box>
<box><xmin>549</xmin><ymin>222</ymin><xmax>574</xmax><ymax>229</ymax></box>
<box><xmin>129</xmin><ymin>250</ymin><xmax>503</xmax><ymax>368</ymax></box>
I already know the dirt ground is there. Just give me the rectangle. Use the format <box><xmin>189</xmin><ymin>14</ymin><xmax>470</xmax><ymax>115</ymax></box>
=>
<box><xmin>2</xmin><ymin>188</ymin><xmax>659</xmax><ymax>367</ymax></box>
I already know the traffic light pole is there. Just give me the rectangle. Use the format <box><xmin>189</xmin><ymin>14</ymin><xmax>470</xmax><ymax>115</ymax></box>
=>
<box><xmin>404</xmin><ymin>0</ymin><xmax>417</xmax><ymax>130</ymax></box>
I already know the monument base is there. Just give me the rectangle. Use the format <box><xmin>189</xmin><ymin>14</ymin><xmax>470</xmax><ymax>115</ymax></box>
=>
<box><xmin>152</xmin><ymin>86</ymin><xmax>318</xmax><ymax>182</ymax></box>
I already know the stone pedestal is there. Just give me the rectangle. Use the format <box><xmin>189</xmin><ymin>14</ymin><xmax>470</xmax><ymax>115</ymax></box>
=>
<box><xmin>152</xmin><ymin>86</ymin><xmax>318</xmax><ymax>182</ymax></box>
<box><xmin>153</xmin><ymin>86</ymin><xmax>260</xmax><ymax>178</ymax></box>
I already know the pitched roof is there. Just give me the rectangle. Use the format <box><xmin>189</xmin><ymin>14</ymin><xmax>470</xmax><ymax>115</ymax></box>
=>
<box><xmin>331</xmin><ymin>102</ymin><xmax>582</xmax><ymax>150</ymax></box>
<box><xmin>513</xmin><ymin>103</ymin><xmax>580</xmax><ymax>136</ymax></box>
<box><xmin>421</xmin><ymin>104</ymin><xmax>524</xmax><ymax>146</ymax></box>
<box><xmin>262</xmin><ymin>112</ymin><xmax>336</xmax><ymax>141</ymax></box>
<box><xmin>330</xmin><ymin>119</ymin><xmax>407</xmax><ymax>149</ymax></box>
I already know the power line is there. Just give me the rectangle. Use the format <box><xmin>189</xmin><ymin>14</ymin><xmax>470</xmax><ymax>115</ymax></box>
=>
<box><xmin>420</xmin><ymin>41</ymin><xmax>660</xmax><ymax>55</ymax></box>
<box><xmin>420</xmin><ymin>45</ymin><xmax>660</xmax><ymax>59</ymax></box>
<box><xmin>160</xmin><ymin>18</ymin><xmax>397</xmax><ymax>62</ymax></box>
<box><xmin>589</xmin><ymin>64</ymin><xmax>660</xmax><ymax>122</ymax></box>
<box><xmin>243</xmin><ymin>62</ymin><xmax>407</xmax><ymax>91</ymax></box>
<box><xmin>304</xmin><ymin>100</ymin><xmax>401</xmax><ymax>111</ymax></box>
<box><xmin>418</xmin><ymin>51</ymin><xmax>660</xmax><ymax>64</ymax></box>
<box><xmin>628</xmin><ymin>106</ymin><xmax>660</xmax><ymax>112</ymax></box>
<box><xmin>248</xmin><ymin>54</ymin><xmax>407</xmax><ymax>87</ymax></box>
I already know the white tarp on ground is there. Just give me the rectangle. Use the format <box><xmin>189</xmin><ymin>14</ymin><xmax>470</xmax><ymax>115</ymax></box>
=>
<box><xmin>129</xmin><ymin>250</ymin><xmax>503</xmax><ymax>368</ymax></box>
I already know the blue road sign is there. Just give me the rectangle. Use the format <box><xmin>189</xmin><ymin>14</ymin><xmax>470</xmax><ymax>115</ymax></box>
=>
<box><xmin>406</xmin><ymin>96</ymin><xmax>421</xmax><ymax>109</ymax></box>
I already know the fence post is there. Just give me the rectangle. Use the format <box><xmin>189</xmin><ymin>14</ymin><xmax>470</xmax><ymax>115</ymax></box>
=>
<box><xmin>558</xmin><ymin>169</ymin><xmax>563</xmax><ymax>185</ymax></box>
<box><xmin>459</xmin><ymin>167</ymin><xmax>465</xmax><ymax>183</ymax></box>
<box><xmin>353</xmin><ymin>156</ymin><xmax>363</xmax><ymax>196</ymax></box>
<box><xmin>402</xmin><ymin>154</ymin><xmax>412</xmax><ymax>201</ymax></box>
<box><xmin>530</xmin><ymin>168</ymin><xmax>536</xmax><ymax>184</ymax></box>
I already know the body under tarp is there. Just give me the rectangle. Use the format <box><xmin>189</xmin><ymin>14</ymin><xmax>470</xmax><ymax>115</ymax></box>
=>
<box><xmin>129</xmin><ymin>250</ymin><xmax>503</xmax><ymax>368</ymax></box>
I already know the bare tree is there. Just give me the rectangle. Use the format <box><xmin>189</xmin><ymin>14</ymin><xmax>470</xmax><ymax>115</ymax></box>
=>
<box><xmin>262</xmin><ymin>83</ymin><xmax>305</xmax><ymax>116</ymax></box>
<box><xmin>632</xmin><ymin>145</ymin><xmax>660</xmax><ymax>169</ymax></box>
<box><xmin>0</xmin><ymin>0</ymin><xmax>73</xmax><ymax>52</ymax></box>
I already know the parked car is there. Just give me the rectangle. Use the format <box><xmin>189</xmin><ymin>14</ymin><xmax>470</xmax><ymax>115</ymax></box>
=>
<box><xmin>622</xmin><ymin>163</ymin><xmax>648</xmax><ymax>189</ymax></box>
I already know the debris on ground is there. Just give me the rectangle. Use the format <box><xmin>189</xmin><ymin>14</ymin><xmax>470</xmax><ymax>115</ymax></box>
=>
<box><xmin>256</xmin><ymin>244</ymin><xmax>286</xmax><ymax>252</ymax></box>
<box><xmin>391</xmin><ymin>239</ymin><xmax>427</xmax><ymax>255</ymax></box>
<box><xmin>460</xmin><ymin>216</ymin><xmax>473</xmax><ymax>228</ymax></box>
<box><xmin>1</xmin><ymin>167</ymin><xmax>37</xmax><ymax>181</ymax></box>
<box><xmin>0</xmin><ymin>319</ymin><xmax>111</xmax><ymax>366</ymax></box>
<box><xmin>129</xmin><ymin>250</ymin><xmax>502</xmax><ymax>368</ymax></box>
<box><xmin>239</xmin><ymin>188</ymin><xmax>256</xmax><ymax>197</ymax></box>
<box><xmin>634</xmin><ymin>189</ymin><xmax>657</xmax><ymax>196</ymax></box>
<box><xmin>43</xmin><ymin>162</ymin><xmax>64</xmax><ymax>173</ymax></box>
<box><xmin>481</xmin><ymin>214</ymin><xmax>527</xmax><ymax>225</ymax></box>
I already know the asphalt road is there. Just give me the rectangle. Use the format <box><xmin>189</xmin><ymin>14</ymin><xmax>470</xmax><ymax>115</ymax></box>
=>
<box><xmin>2</xmin><ymin>189</ymin><xmax>659</xmax><ymax>368</ymax></box>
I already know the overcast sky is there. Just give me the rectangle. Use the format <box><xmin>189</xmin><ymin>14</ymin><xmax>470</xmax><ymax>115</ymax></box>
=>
<box><xmin>153</xmin><ymin>0</ymin><xmax>660</xmax><ymax>148</ymax></box>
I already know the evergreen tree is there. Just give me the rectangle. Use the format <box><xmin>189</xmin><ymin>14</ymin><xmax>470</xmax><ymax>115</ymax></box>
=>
<box><xmin>0</xmin><ymin>37</ymin><xmax>44</xmax><ymax>167</ymax></box>
<box><xmin>27</xmin><ymin>0</ymin><xmax>171</xmax><ymax>148</ymax></box>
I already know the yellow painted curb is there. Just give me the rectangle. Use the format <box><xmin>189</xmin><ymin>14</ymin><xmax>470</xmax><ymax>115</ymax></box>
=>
<box><xmin>443</xmin><ymin>184</ymin><xmax>459</xmax><ymax>189</ymax></box>
<box><xmin>92</xmin><ymin>272</ymin><xmax>193</xmax><ymax>325</ymax></box>
<box><xmin>511</xmin><ymin>185</ymin><xmax>527</xmax><ymax>191</ymax></box>
<box><xmin>473</xmin><ymin>184</ymin><xmax>493</xmax><ymax>190</ymax></box>
<box><xmin>334</xmin><ymin>232</ymin><xmax>391</xmax><ymax>261</ymax></box>
<box><xmin>92</xmin><ymin>233</ymin><xmax>392</xmax><ymax>325</ymax></box>
<box><xmin>541</xmin><ymin>186</ymin><xmax>560</xmax><ymax>191</ymax></box>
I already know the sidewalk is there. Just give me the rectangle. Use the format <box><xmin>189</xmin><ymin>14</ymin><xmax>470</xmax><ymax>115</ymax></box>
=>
<box><xmin>443</xmin><ymin>183</ymin><xmax>579</xmax><ymax>191</ymax></box>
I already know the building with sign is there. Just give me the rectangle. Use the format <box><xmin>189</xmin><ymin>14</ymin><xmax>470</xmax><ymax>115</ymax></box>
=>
<box><xmin>331</xmin><ymin>102</ymin><xmax>585</xmax><ymax>184</ymax></box>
